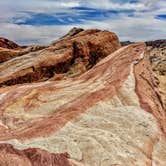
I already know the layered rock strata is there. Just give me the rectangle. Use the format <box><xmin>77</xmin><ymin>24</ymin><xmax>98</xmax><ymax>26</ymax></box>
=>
<box><xmin>0</xmin><ymin>38</ymin><xmax>20</xmax><ymax>49</ymax></box>
<box><xmin>0</xmin><ymin>29</ymin><xmax>120</xmax><ymax>86</ymax></box>
<box><xmin>0</xmin><ymin>40</ymin><xmax>166</xmax><ymax>165</ymax></box>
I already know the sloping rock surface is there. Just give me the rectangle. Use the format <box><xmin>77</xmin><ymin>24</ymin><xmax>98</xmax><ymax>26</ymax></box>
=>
<box><xmin>0</xmin><ymin>144</ymin><xmax>76</xmax><ymax>166</ymax></box>
<box><xmin>0</xmin><ymin>38</ymin><xmax>20</xmax><ymax>49</ymax></box>
<box><xmin>147</xmin><ymin>41</ymin><xmax>166</xmax><ymax>109</ymax></box>
<box><xmin>0</xmin><ymin>29</ymin><xmax>120</xmax><ymax>86</ymax></box>
<box><xmin>0</xmin><ymin>45</ymin><xmax>48</xmax><ymax>64</ymax></box>
<box><xmin>0</xmin><ymin>30</ymin><xmax>166</xmax><ymax>166</ymax></box>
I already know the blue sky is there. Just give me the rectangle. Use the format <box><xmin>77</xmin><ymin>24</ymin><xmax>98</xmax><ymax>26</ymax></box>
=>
<box><xmin>0</xmin><ymin>0</ymin><xmax>165</xmax><ymax>45</ymax></box>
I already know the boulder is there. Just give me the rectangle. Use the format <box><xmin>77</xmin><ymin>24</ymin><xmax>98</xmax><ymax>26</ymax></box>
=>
<box><xmin>0</xmin><ymin>29</ymin><xmax>120</xmax><ymax>86</ymax></box>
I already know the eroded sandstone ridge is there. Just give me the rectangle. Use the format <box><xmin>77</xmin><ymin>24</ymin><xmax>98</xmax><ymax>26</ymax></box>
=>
<box><xmin>0</xmin><ymin>38</ymin><xmax>20</xmax><ymax>49</ymax></box>
<box><xmin>0</xmin><ymin>29</ymin><xmax>120</xmax><ymax>86</ymax></box>
<box><xmin>0</xmin><ymin>144</ymin><xmax>76</xmax><ymax>166</ymax></box>
<box><xmin>0</xmin><ymin>29</ymin><xmax>166</xmax><ymax>166</ymax></box>
<box><xmin>147</xmin><ymin>40</ymin><xmax>166</xmax><ymax>109</ymax></box>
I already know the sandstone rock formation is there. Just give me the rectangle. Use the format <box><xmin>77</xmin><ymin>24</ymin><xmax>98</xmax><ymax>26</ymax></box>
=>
<box><xmin>120</xmin><ymin>39</ymin><xmax>166</xmax><ymax>109</ymax></box>
<box><xmin>59</xmin><ymin>27</ymin><xmax>84</xmax><ymax>39</ymax></box>
<box><xmin>147</xmin><ymin>41</ymin><xmax>166</xmax><ymax>109</ymax></box>
<box><xmin>0</xmin><ymin>29</ymin><xmax>166</xmax><ymax>166</ymax></box>
<box><xmin>0</xmin><ymin>29</ymin><xmax>120</xmax><ymax>86</ymax></box>
<box><xmin>0</xmin><ymin>38</ymin><xmax>22</xmax><ymax>63</ymax></box>
<box><xmin>0</xmin><ymin>45</ymin><xmax>48</xmax><ymax>63</ymax></box>
<box><xmin>0</xmin><ymin>144</ymin><xmax>77</xmax><ymax>166</ymax></box>
<box><xmin>0</xmin><ymin>38</ymin><xmax>20</xmax><ymax>49</ymax></box>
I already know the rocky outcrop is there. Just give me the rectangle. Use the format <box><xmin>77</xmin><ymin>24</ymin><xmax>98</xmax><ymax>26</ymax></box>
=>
<box><xmin>121</xmin><ymin>39</ymin><xmax>166</xmax><ymax>109</ymax></box>
<box><xmin>0</xmin><ymin>143</ymin><xmax>77</xmax><ymax>166</ymax></box>
<box><xmin>0</xmin><ymin>38</ymin><xmax>20</xmax><ymax>49</ymax></box>
<box><xmin>0</xmin><ymin>29</ymin><xmax>120</xmax><ymax>87</ymax></box>
<box><xmin>0</xmin><ymin>39</ymin><xmax>166</xmax><ymax>166</ymax></box>
<box><xmin>59</xmin><ymin>27</ymin><xmax>84</xmax><ymax>39</ymax></box>
<box><xmin>0</xmin><ymin>29</ymin><xmax>166</xmax><ymax>165</ymax></box>
<box><xmin>147</xmin><ymin>42</ymin><xmax>166</xmax><ymax>110</ymax></box>
<box><xmin>0</xmin><ymin>38</ymin><xmax>22</xmax><ymax>63</ymax></box>
<box><xmin>0</xmin><ymin>45</ymin><xmax>47</xmax><ymax>63</ymax></box>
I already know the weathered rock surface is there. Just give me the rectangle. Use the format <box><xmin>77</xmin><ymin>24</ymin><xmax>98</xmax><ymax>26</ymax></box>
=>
<box><xmin>0</xmin><ymin>38</ymin><xmax>20</xmax><ymax>49</ymax></box>
<box><xmin>0</xmin><ymin>29</ymin><xmax>120</xmax><ymax>87</ymax></box>
<box><xmin>121</xmin><ymin>39</ymin><xmax>166</xmax><ymax>109</ymax></box>
<box><xmin>147</xmin><ymin>42</ymin><xmax>166</xmax><ymax>110</ymax></box>
<box><xmin>0</xmin><ymin>143</ymin><xmax>78</xmax><ymax>166</ymax></box>
<box><xmin>0</xmin><ymin>45</ymin><xmax>48</xmax><ymax>63</ymax></box>
<box><xmin>0</xmin><ymin>33</ymin><xmax>166</xmax><ymax>166</ymax></box>
<box><xmin>0</xmin><ymin>38</ymin><xmax>22</xmax><ymax>63</ymax></box>
<box><xmin>146</xmin><ymin>39</ymin><xmax>166</xmax><ymax>48</ymax></box>
<box><xmin>59</xmin><ymin>27</ymin><xmax>84</xmax><ymax>39</ymax></box>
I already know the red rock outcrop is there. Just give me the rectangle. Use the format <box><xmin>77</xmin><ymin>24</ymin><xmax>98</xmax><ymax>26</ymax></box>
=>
<box><xmin>0</xmin><ymin>45</ymin><xmax>48</xmax><ymax>63</ymax></box>
<box><xmin>0</xmin><ymin>143</ymin><xmax>77</xmax><ymax>166</ymax></box>
<box><xmin>0</xmin><ymin>29</ymin><xmax>120</xmax><ymax>86</ymax></box>
<box><xmin>0</xmin><ymin>38</ymin><xmax>20</xmax><ymax>49</ymax></box>
<box><xmin>0</xmin><ymin>40</ymin><xmax>166</xmax><ymax>165</ymax></box>
<box><xmin>148</xmin><ymin>43</ymin><xmax>166</xmax><ymax>109</ymax></box>
<box><xmin>0</xmin><ymin>30</ymin><xmax>166</xmax><ymax>165</ymax></box>
<box><xmin>0</xmin><ymin>38</ymin><xmax>22</xmax><ymax>63</ymax></box>
<box><xmin>134</xmin><ymin>48</ymin><xmax>166</xmax><ymax>135</ymax></box>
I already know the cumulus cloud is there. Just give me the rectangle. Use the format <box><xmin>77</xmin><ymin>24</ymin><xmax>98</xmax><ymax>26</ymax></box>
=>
<box><xmin>0</xmin><ymin>23</ymin><xmax>75</xmax><ymax>45</ymax></box>
<box><xmin>0</xmin><ymin>0</ymin><xmax>165</xmax><ymax>45</ymax></box>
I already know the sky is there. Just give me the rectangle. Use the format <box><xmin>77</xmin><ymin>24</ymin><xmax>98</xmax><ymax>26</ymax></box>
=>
<box><xmin>0</xmin><ymin>0</ymin><xmax>165</xmax><ymax>45</ymax></box>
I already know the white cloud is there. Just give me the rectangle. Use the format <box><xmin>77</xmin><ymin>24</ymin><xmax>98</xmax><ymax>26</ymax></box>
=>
<box><xmin>0</xmin><ymin>13</ymin><xmax>165</xmax><ymax>45</ymax></box>
<box><xmin>0</xmin><ymin>23</ymin><xmax>75</xmax><ymax>45</ymax></box>
<box><xmin>0</xmin><ymin>0</ymin><xmax>165</xmax><ymax>44</ymax></box>
<box><xmin>80</xmin><ymin>0</ymin><xmax>148</xmax><ymax>11</ymax></box>
<box><xmin>81</xmin><ymin>15</ymin><xmax>166</xmax><ymax>41</ymax></box>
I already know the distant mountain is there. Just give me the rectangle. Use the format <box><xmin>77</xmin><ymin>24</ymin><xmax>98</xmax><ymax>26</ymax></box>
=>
<box><xmin>145</xmin><ymin>39</ymin><xmax>166</xmax><ymax>48</ymax></box>
<box><xmin>121</xmin><ymin>39</ymin><xmax>166</xmax><ymax>48</ymax></box>
<box><xmin>121</xmin><ymin>40</ymin><xmax>134</xmax><ymax>46</ymax></box>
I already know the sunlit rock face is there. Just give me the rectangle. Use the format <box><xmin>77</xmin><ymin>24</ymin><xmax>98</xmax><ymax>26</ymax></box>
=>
<box><xmin>0</xmin><ymin>38</ymin><xmax>22</xmax><ymax>63</ymax></box>
<box><xmin>0</xmin><ymin>30</ymin><xmax>166</xmax><ymax>166</ymax></box>
<box><xmin>0</xmin><ymin>38</ymin><xmax>20</xmax><ymax>49</ymax></box>
<box><xmin>147</xmin><ymin>40</ymin><xmax>166</xmax><ymax>109</ymax></box>
<box><xmin>0</xmin><ymin>29</ymin><xmax>120</xmax><ymax>87</ymax></box>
